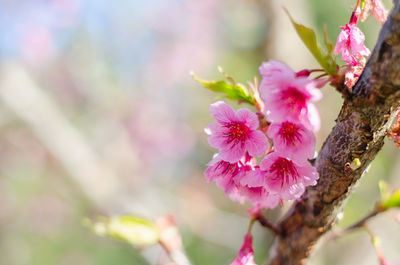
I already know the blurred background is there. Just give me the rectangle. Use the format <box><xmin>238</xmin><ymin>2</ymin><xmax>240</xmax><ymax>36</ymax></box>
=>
<box><xmin>0</xmin><ymin>0</ymin><xmax>399</xmax><ymax>264</ymax></box>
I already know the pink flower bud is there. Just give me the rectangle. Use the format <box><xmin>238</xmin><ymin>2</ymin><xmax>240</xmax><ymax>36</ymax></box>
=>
<box><xmin>231</xmin><ymin>233</ymin><xmax>256</xmax><ymax>265</ymax></box>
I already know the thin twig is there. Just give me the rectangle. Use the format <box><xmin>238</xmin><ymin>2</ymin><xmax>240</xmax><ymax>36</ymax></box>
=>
<box><xmin>157</xmin><ymin>215</ymin><xmax>192</xmax><ymax>265</ymax></box>
<box><xmin>256</xmin><ymin>215</ymin><xmax>281</xmax><ymax>236</ymax></box>
<box><xmin>343</xmin><ymin>209</ymin><xmax>379</xmax><ymax>232</ymax></box>
<box><xmin>329</xmin><ymin>209</ymin><xmax>379</xmax><ymax>240</ymax></box>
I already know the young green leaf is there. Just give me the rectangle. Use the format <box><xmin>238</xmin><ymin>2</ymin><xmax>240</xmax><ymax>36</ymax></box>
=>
<box><xmin>285</xmin><ymin>9</ymin><xmax>337</xmax><ymax>75</ymax></box>
<box><xmin>191</xmin><ymin>70</ymin><xmax>255</xmax><ymax>106</ymax></box>
<box><xmin>378</xmin><ymin>181</ymin><xmax>400</xmax><ymax>210</ymax></box>
<box><xmin>381</xmin><ymin>189</ymin><xmax>400</xmax><ymax>210</ymax></box>
<box><xmin>84</xmin><ymin>215</ymin><xmax>160</xmax><ymax>246</ymax></box>
<box><xmin>349</xmin><ymin>158</ymin><xmax>361</xmax><ymax>170</ymax></box>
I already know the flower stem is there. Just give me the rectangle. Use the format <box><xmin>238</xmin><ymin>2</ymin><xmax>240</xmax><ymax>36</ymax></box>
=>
<box><xmin>350</xmin><ymin>0</ymin><xmax>362</xmax><ymax>24</ymax></box>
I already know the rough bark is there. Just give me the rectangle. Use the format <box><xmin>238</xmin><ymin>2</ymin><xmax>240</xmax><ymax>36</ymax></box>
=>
<box><xmin>268</xmin><ymin>2</ymin><xmax>400</xmax><ymax>264</ymax></box>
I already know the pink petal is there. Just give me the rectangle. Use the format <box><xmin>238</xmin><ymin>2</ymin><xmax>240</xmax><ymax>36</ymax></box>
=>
<box><xmin>220</xmin><ymin>142</ymin><xmax>245</xmax><ymax>163</ymax></box>
<box><xmin>372</xmin><ymin>0</ymin><xmax>388</xmax><ymax>24</ymax></box>
<box><xmin>245</xmin><ymin>130</ymin><xmax>268</xmax><ymax>157</ymax></box>
<box><xmin>210</xmin><ymin>101</ymin><xmax>236</xmax><ymax>124</ymax></box>
<box><xmin>260</xmin><ymin>153</ymin><xmax>318</xmax><ymax>200</ymax></box>
<box><xmin>264</xmin><ymin>88</ymin><xmax>308</xmax><ymax>124</ymax></box>
<box><xmin>257</xmin><ymin>190</ymin><xmax>280</xmax><ymax>209</ymax></box>
<box><xmin>259</xmin><ymin>61</ymin><xmax>295</xmax><ymax>94</ymax></box>
<box><xmin>268</xmin><ymin>121</ymin><xmax>316</xmax><ymax>161</ymax></box>
<box><xmin>306</xmin><ymin>103</ymin><xmax>321</xmax><ymax>132</ymax></box>
<box><xmin>240</xmin><ymin>168</ymin><xmax>265</xmax><ymax>187</ymax></box>
<box><xmin>206</xmin><ymin>122</ymin><xmax>227</xmax><ymax>148</ymax></box>
<box><xmin>297</xmin><ymin>163</ymin><xmax>319</xmax><ymax>186</ymax></box>
<box><xmin>334</xmin><ymin>30</ymin><xmax>349</xmax><ymax>56</ymax></box>
<box><xmin>350</xmin><ymin>26</ymin><xmax>370</xmax><ymax>56</ymax></box>
<box><xmin>242</xmin><ymin>186</ymin><xmax>280</xmax><ymax>209</ymax></box>
<box><xmin>284</xmin><ymin>183</ymin><xmax>305</xmax><ymax>200</ymax></box>
<box><xmin>236</xmin><ymin>108</ymin><xmax>259</xmax><ymax>129</ymax></box>
<box><xmin>259</xmin><ymin>60</ymin><xmax>294</xmax><ymax>79</ymax></box>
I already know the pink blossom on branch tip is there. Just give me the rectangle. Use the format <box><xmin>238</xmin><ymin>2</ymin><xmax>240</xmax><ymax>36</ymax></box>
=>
<box><xmin>334</xmin><ymin>23</ymin><xmax>370</xmax><ymax>66</ymax></box>
<box><xmin>371</xmin><ymin>0</ymin><xmax>388</xmax><ymax>24</ymax></box>
<box><xmin>231</xmin><ymin>233</ymin><xmax>256</xmax><ymax>265</ymax></box>
<box><xmin>361</xmin><ymin>0</ymin><xmax>388</xmax><ymax>24</ymax></box>
<box><xmin>206</xmin><ymin>101</ymin><xmax>268</xmax><ymax>163</ymax></box>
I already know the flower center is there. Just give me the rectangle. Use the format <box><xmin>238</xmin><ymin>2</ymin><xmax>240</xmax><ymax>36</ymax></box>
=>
<box><xmin>268</xmin><ymin>157</ymin><xmax>299</xmax><ymax>188</ymax></box>
<box><xmin>282</xmin><ymin>87</ymin><xmax>307</xmax><ymax>114</ymax></box>
<box><xmin>217</xmin><ymin>161</ymin><xmax>240</xmax><ymax>176</ymax></box>
<box><xmin>226</xmin><ymin>122</ymin><xmax>249</xmax><ymax>143</ymax></box>
<box><xmin>279</xmin><ymin>122</ymin><xmax>302</xmax><ymax>146</ymax></box>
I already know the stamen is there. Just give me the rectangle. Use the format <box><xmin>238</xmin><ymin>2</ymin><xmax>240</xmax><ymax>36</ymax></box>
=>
<box><xmin>279</xmin><ymin>122</ymin><xmax>302</xmax><ymax>146</ymax></box>
<box><xmin>268</xmin><ymin>158</ymin><xmax>300</xmax><ymax>188</ymax></box>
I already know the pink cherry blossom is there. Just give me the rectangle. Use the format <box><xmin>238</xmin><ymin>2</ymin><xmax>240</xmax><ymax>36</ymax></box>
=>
<box><xmin>259</xmin><ymin>60</ymin><xmax>295</xmax><ymax>93</ymax></box>
<box><xmin>238</xmin><ymin>169</ymin><xmax>280</xmax><ymax>209</ymax></box>
<box><xmin>267</xmin><ymin>121</ymin><xmax>316</xmax><ymax>161</ymax></box>
<box><xmin>241</xmin><ymin>153</ymin><xmax>318</xmax><ymax>200</ymax></box>
<box><xmin>371</xmin><ymin>0</ymin><xmax>388</xmax><ymax>24</ymax></box>
<box><xmin>334</xmin><ymin>23</ymin><xmax>370</xmax><ymax>66</ymax></box>
<box><xmin>206</xmin><ymin>154</ymin><xmax>279</xmax><ymax>208</ymax></box>
<box><xmin>206</xmin><ymin>101</ymin><xmax>268</xmax><ymax>163</ymax></box>
<box><xmin>261</xmin><ymin>153</ymin><xmax>318</xmax><ymax>200</ymax></box>
<box><xmin>258</xmin><ymin>61</ymin><xmax>322</xmax><ymax>131</ymax></box>
<box><xmin>205</xmin><ymin>155</ymin><xmax>242</xmax><ymax>195</ymax></box>
<box><xmin>231</xmin><ymin>233</ymin><xmax>256</xmax><ymax>265</ymax></box>
<box><xmin>205</xmin><ymin>153</ymin><xmax>256</xmax><ymax>203</ymax></box>
<box><xmin>360</xmin><ymin>0</ymin><xmax>388</xmax><ymax>24</ymax></box>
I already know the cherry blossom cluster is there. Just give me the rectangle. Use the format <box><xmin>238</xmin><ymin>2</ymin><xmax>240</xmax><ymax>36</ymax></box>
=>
<box><xmin>334</xmin><ymin>0</ymin><xmax>387</xmax><ymax>89</ymax></box>
<box><xmin>201</xmin><ymin>1</ymin><xmax>394</xmax><ymax>264</ymax></box>
<box><xmin>205</xmin><ymin>61</ymin><xmax>321</xmax><ymax>210</ymax></box>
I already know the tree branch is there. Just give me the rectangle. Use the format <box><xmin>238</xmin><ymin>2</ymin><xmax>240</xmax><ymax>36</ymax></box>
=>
<box><xmin>268</xmin><ymin>1</ymin><xmax>400</xmax><ymax>264</ymax></box>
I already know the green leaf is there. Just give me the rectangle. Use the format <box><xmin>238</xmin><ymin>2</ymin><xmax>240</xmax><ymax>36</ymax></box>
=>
<box><xmin>285</xmin><ymin>9</ymin><xmax>337</xmax><ymax>75</ymax></box>
<box><xmin>378</xmin><ymin>181</ymin><xmax>400</xmax><ymax>210</ymax></box>
<box><xmin>382</xmin><ymin>189</ymin><xmax>400</xmax><ymax>210</ymax></box>
<box><xmin>191</xmin><ymin>69</ymin><xmax>255</xmax><ymax>106</ymax></box>
<box><xmin>84</xmin><ymin>215</ymin><xmax>159</xmax><ymax>246</ymax></box>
